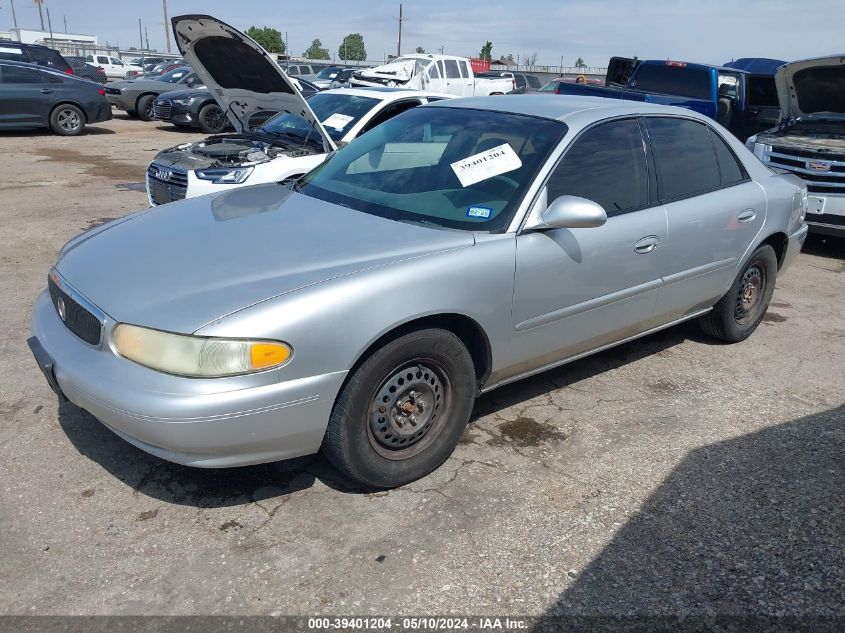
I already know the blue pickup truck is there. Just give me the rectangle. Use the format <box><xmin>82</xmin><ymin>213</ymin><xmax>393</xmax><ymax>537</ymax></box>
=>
<box><xmin>556</xmin><ymin>57</ymin><xmax>784</xmax><ymax>140</ymax></box>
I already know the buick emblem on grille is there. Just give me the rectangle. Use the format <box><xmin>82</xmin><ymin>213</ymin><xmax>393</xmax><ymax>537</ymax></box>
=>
<box><xmin>56</xmin><ymin>296</ymin><xmax>66</xmax><ymax>322</ymax></box>
<box><xmin>807</xmin><ymin>160</ymin><xmax>831</xmax><ymax>172</ymax></box>
<box><xmin>154</xmin><ymin>166</ymin><xmax>172</xmax><ymax>181</ymax></box>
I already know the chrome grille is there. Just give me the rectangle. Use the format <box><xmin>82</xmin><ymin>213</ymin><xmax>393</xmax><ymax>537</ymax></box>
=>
<box><xmin>153</xmin><ymin>99</ymin><xmax>172</xmax><ymax>120</ymax></box>
<box><xmin>146</xmin><ymin>163</ymin><xmax>188</xmax><ymax>206</ymax></box>
<box><xmin>765</xmin><ymin>145</ymin><xmax>845</xmax><ymax>195</ymax></box>
<box><xmin>47</xmin><ymin>273</ymin><xmax>103</xmax><ymax>345</ymax></box>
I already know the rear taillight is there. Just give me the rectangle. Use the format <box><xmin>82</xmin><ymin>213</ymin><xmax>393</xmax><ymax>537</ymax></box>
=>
<box><xmin>98</xmin><ymin>88</ymin><xmax>106</xmax><ymax>96</ymax></box>
<box><xmin>64</xmin><ymin>67</ymin><xmax>74</xmax><ymax>75</ymax></box>
<box><xmin>512</xmin><ymin>79</ymin><xmax>516</xmax><ymax>90</ymax></box>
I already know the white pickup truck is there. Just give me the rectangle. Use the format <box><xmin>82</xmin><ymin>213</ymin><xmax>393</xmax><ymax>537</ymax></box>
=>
<box><xmin>350</xmin><ymin>54</ymin><xmax>514</xmax><ymax>96</ymax></box>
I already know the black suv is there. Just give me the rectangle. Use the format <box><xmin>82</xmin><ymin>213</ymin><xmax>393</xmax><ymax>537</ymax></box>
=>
<box><xmin>0</xmin><ymin>40</ymin><xmax>73</xmax><ymax>74</ymax></box>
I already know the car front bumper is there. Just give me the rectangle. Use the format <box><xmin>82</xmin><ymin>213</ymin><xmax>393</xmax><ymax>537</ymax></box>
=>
<box><xmin>803</xmin><ymin>194</ymin><xmax>845</xmax><ymax>237</ymax></box>
<box><xmin>29</xmin><ymin>290</ymin><xmax>347</xmax><ymax>468</ymax></box>
<box><xmin>106</xmin><ymin>93</ymin><xmax>133</xmax><ymax>112</ymax></box>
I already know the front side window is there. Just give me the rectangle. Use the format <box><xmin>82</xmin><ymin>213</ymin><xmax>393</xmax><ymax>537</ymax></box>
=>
<box><xmin>527</xmin><ymin>75</ymin><xmax>542</xmax><ymax>89</ymax></box>
<box><xmin>547</xmin><ymin>118</ymin><xmax>648</xmax><ymax>216</ymax></box>
<box><xmin>299</xmin><ymin>106</ymin><xmax>565</xmax><ymax>231</ymax></box>
<box><xmin>428</xmin><ymin>63</ymin><xmax>440</xmax><ymax>80</ymax></box>
<box><xmin>645</xmin><ymin>117</ymin><xmax>722</xmax><ymax>201</ymax></box>
<box><xmin>444</xmin><ymin>60</ymin><xmax>460</xmax><ymax>79</ymax></box>
<box><xmin>111</xmin><ymin>58</ymin><xmax>125</xmax><ymax>66</ymax></box>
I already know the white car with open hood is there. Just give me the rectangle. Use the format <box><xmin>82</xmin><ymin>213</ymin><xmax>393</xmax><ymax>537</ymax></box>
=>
<box><xmin>746</xmin><ymin>54</ymin><xmax>845</xmax><ymax>236</ymax></box>
<box><xmin>351</xmin><ymin>54</ymin><xmax>514</xmax><ymax>96</ymax></box>
<box><xmin>146</xmin><ymin>15</ymin><xmax>452</xmax><ymax>205</ymax></box>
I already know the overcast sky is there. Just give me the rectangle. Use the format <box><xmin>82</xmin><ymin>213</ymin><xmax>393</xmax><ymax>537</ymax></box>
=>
<box><xmin>2</xmin><ymin>0</ymin><xmax>841</xmax><ymax>66</ymax></box>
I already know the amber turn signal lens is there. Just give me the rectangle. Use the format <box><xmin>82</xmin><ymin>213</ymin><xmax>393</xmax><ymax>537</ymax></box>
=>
<box><xmin>250</xmin><ymin>342</ymin><xmax>292</xmax><ymax>370</ymax></box>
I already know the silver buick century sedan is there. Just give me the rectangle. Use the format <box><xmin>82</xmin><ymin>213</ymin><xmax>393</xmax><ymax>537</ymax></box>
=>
<box><xmin>29</xmin><ymin>95</ymin><xmax>808</xmax><ymax>489</ymax></box>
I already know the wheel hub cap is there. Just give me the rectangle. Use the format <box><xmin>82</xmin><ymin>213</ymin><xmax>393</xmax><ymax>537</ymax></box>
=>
<box><xmin>370</xmin><ymin>364</ymin><xmax>443</xmax><ymax>450</ymax></box>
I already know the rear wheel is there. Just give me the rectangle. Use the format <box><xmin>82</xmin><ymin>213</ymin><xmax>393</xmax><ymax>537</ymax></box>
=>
<box><xmin>49</xmin><ymin>105</ymin><xmax>85</xmax><ymax>136</ymax></box>
<box><xmin>699</xmin><ymin>244</ymin><xmax>777</xmax><ymax>342</ymax></box>
<box><xmin>197</xmin><ymin>103</ymin><xmax>228</xmax><ymax>134</ymax></box>
<box><xmin>136</xmin><ymin>94</ymin><xmax>156</xmax><ymax>121</ymax></box>
<box><xmin>322</xmin><ymin>328</ymin><xmax>476</xmax><ymax>489</ymax></box>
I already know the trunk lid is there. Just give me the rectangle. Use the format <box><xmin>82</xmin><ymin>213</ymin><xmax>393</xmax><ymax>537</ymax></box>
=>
<box><xmin>171</xmin><ymin>14</ymin><xmax>336</xmax><ymax>150</ymax></box>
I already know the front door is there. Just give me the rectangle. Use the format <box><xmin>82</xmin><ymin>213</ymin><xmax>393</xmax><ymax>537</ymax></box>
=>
<box><xmin>511</xmin><ymin>118</ymin><xmax>667</xmax><ymax>373</ymax></box>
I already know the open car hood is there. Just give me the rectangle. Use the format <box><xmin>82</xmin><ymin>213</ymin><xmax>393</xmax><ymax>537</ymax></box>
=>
<box><xmin>358</xmin><ymin>57</ymin><xmax>425</xmax><ymax>83</ymax></box>
<box><xmin>775</xmin><ymin>54</ymin><xmax>845</xmax><ymax>120</ymax></box>
<box><xmin>171</xmin><ymin>15</ymin><xmax>335</xmax><ymax>150</ymax></box>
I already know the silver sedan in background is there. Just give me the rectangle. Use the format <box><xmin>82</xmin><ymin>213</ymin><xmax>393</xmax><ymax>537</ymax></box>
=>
<box><xmin>29</xmin><ymin>95</ymin><xmax>808</xmax><ymax>489</ymax></box>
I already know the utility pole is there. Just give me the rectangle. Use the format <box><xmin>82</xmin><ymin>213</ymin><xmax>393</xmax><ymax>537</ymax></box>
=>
<box><xmin>34</xmin><ymin>0</ymin><xmax>44</xmax><ymax>30</ymax></box>
<box><xmin>139</xmin><ymin>18</ymin><xmax>145</xmax><ymax>66</ymax></box>
<box><xmin>45</xmin><ymin>6</ymin><xmax>52</xmax><ymax>41</ymax></box>
<box><xmin>63</xmin><ymin>14</ymin><xmax>67</xmax><ymax>33</ymax></box>
<box><xmin>145</xmin><ymin>26</ymin><xmax>149</xmax><ymax>52</ymax></box>
<box><xmin>395</xmin><ymin>3</ymin><xmax>404</xmax><ymax>57</ymax></box>
<box><xmin>162</xmin><ymin>0</ymin><xmax>171</xmax><ymax>53</ymax></box>
<box><xmin>10</xmin><ymin>0</ymin><xmax>18</xmax><ymax>28</ymax></box>
<box><xmin>439</xmin><ymin>45</ymin><xmax>444</xmax><ymax>55</ymax></box>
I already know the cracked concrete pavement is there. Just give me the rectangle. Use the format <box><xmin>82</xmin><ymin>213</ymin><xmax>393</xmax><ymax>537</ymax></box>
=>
<box><xmin>0</xmin><ymin>117</ymin><xmax>843</xmax><ymax>617</ymax></box>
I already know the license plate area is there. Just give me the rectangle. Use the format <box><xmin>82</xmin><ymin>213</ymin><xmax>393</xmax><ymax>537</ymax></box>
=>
<box><xmin>27</xmin><ymin>336</ymin><xmax>66</xmax><ymax>400</ymax></box>
<box><xmin>807</xmin><ymin>196</ymin><xmax>826</xmax><ymax>215</ymax></box>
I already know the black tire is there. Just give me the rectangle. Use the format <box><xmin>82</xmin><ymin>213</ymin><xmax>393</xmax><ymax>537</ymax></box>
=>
<box><xmin>197</xmin><ymin>102</ymin><xmax>228</xmax><ymax>134</ymax></box>
<box><xmin>700</xmin><ymin>244</ymin><xmax>777</xmax><ymax>343</ymax></box>
<box><xmin>136</xmin><ymin>94</ymin><xmax>156</xmax><ymax>121</ymax></box>
<box><xmin>322</xmin><ymin>328</ymin><xmax>476</xmax><ymax>489</ymax></box>
<box><xmin>49</xmin><ymin>104</ymin><xmax>85</xmax><ymax>136</ymax></box>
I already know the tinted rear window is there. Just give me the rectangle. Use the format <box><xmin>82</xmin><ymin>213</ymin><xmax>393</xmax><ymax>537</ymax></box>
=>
<box><xmin>633</xmin><ymin>65</ymin><xmax>712</xmax><ymax>100</ymax></box>
<box><xmin>547</xmin><ymin>118</ymin><xmax>648</xmax><ymax>216</ymax></box>
<box><xmin>792</xmin><ymin>66</ymin><xmax>845</xmax><ymax>114</ymax></box>
<box><xmin>710</xmin><ymin>130</ymin><xmax>747</xmax><ymax>186</ymax></box>
<box><xmin>0</xmin><ymin>65</ymin><xmax>44</xmax><ymax>83</ymax></box>
<box><xmin>645</xmin><ymin>117</ymin><xmax>722</xmax><ymax>200</ymax></box>
<box><xmin>26</xmin><ymin>47</ymin><xmax>70</xmax><ymax>71</ymax></box>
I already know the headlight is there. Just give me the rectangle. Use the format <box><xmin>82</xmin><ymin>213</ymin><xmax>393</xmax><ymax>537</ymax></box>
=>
<box><xmin>112</xmin><ymin>324</ymin><xmax>292</xmax><ymax>377</ymax></box>
<box><xmin>195</xmin><ymin>167</ymin><xmax>254</xmax><ymax>184</ymax></box>
<box><xmin>171</xmin><ymin>96</ymin><xmax>200</xmax><ymax>106</ymax></box>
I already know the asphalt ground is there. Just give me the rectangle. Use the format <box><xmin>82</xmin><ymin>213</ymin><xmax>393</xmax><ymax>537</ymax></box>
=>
<box><xmin>0</xmin><ymin>116</ymin><xmax>842</xmax><ymax>627</ymax></box>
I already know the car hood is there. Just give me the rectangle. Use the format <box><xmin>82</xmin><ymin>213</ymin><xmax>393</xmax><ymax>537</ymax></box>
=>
<box><xmin>106</xmin><ymin>78</ymin><xmax>183</xmax><ymax>92</ymax></box>
<box><xmin>171</xmin><ymin>14</ymin><xmax>335</xmax><ymax>150</ymax></box>
<box><xmin>157</xmin><ymin>87</ymin><xmax>211</xmax><ymax>101</ymax></box>
<box><xmin>775</xmin><ymin>54</ymin><xmax>845</xmax><ymax>120</ymax></box>
<box><xmin>55</xmin><ymin>184</ymin><xmax>474</xmax><ymax>333</ymax></box>
<box><xmin>358</xmin><ymin>58</ymin><xmax>425</xmax><ymax>83</ymax></box>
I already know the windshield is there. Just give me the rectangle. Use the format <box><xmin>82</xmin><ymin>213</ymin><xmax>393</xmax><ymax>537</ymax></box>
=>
<box><xmin>539</xmin><ymin>81</ymin><xmax>559</xmax><ymax>92</ymax></box>
<box><xmin>259</xmin><ymin>92</ymin><xmax>380</xmax><ymax>143</ymax></box>
<box><xmin>160</xmin><ymin>67</ymin><xmax>189</xmax><ymax>83</ymax></box>
<box><xmin>315</xmin><ymin>66</ymin><xmax>343</xmax><ymax>80</ymax></box>
<box><xmin>298</xmin><ymin>107</ymin><xmax>565</xmax><ymax>232</ymax></box>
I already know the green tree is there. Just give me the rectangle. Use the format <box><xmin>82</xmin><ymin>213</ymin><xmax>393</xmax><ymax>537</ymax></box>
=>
<box><xmin>338</xmin><ymin>33</ymin><xmax>366</xmax><ymax>61</ymax></box>
<box><xmin>415</xmin><ymin>46</ymin><xmax>426</xmax><ymax>54</ymax></box>
<box><xmin>479</xmin><ymin>41</ymin><xmax>493</xmax><ymax>62</ymax></box>
<box><xmin>304</xmin><ymin>38</ymin><xmax>330</xmax><ymax>60</ymax></box>
<box><xmin>246</xmin><ymin>26</ymin><xmax>286</xmax><ymax>54</ymax></box>
<box><xmin>575</xmin><ymin>57</ymin><xmax>587</xmax><ymax>68</ymax></box>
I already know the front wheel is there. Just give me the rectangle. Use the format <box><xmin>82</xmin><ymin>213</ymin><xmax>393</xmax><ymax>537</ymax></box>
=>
<box><xmin>136</xmin><ymin>95</ymin><xmax>156</xmax><ymax>121</ymax></box>
<box><xmin>322</xmin><ymin>328</ymin><xmax>476</xmax><ymax>489</ymax></box>
<box><xmin>699</xmin><ymin>244</ymin><xmax>777</xmax><ymax>342</ymax></box>
<box><xmin>197</xmin><ymin>103</ymin><xmax>228</xmax><ymax>134</ymax></box>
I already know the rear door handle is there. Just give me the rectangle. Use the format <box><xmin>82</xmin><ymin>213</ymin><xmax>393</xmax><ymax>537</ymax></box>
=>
<box><xmin>738</xmin><ymin>208</ymin><xmax>757</xmax><ymax>223</ymax></box>
<box><xmin>634</xmin><ymin>235</ymin><xmax>660</xmax><ymax>254</ymax></box>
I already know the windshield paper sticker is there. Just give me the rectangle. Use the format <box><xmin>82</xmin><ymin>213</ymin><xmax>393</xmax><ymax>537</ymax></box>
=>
<box><xmin>450</xmin><ymin>143</ymin><xmax>522</xmax><ymax>188</ymax></box>
<box><xmin>466</xmin><ymin>206</ymin><xmax>492</xmax><ymax>219</ymax></box>
<box><xmin>322</xmin><ymin>113</ymin><xmax>354</xmax><ymax>130</ymax></box>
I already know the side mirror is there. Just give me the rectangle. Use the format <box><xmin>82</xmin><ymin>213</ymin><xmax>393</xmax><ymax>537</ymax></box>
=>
<box><xmin>532</xmin><ymin>194</ymin><xmax>607</xmax><ymax>230</ymax></box>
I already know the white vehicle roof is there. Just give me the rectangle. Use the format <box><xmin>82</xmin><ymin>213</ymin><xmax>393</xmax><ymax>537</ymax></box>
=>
<box><xmin>317</xmin><ymin>87</ymin><xmax>454</xmax><ymax>101</ymax></box>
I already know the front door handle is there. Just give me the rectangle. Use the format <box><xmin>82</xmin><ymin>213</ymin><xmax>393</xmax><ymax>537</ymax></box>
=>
<box><xmin>738</xmin><ymin>208</ymin><xmax>757</xmax><ymax>223</ymax></box>
<box><xmin>634</xmin><ymin>235</ymin><xmax>660</xmax><ymax>254</ymax></box>
<box><xmin>40</xmin><ymin>88</ymin><xmax>53</xmax><ymax>94</ymax></box>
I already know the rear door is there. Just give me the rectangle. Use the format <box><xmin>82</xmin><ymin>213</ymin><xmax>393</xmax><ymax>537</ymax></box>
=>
<box><xmin>512</xmin><ymin>118</ymin><xmax>667</xmax><ymax>365</ymax></box>
<box><xmin>458</xmin><ymin>60</ymin><xmax>474</xmax><ymax>95</ymax></box>
<box><xmin>0</xmin><ymin>64</ymin><xmax>53</xmax><ymax>127</ymax></box>
<box><xmin>442</xmin><ymin>59</ymin><xmax>466</xmax><ymax>96</ymax></box>
<box><xmin>644</xmin><ymin>116</ymin><xmax>765</xmax><ymax>322</ymax></box>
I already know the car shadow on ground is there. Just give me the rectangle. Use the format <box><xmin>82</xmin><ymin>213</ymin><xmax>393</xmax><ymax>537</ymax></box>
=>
<box><xmin>57</xmin><ymin>320</ymin><xmax>706</xmax><ymax>508</ymax></box>
<box><xmin>0</xmin><ymin>126</ymin><xmax>115</xmax><ymax>137</ymax></box>
<box><xmin>533</xmin><ymin>405</ymin><xmax>845</xmax><ymax>632</ymax></box>
<box><xmin>802</xmin><ymin>233</ymin><xmax>844</xmax><ymax>261</ymax></box>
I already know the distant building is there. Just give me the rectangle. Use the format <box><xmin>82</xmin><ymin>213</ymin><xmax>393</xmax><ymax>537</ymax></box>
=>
<box><xmin>7</xmin><ymin>28</ymin><xmax>98</xmax><ymax>47</ymax></box>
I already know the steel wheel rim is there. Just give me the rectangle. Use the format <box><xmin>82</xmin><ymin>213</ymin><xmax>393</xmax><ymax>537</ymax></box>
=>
<box><xmin>58</xmin><ymin>109</ymin><xmax>80</xmax><ymax>131</ymax></box>
<box><xmin>367</xmin><ymin>360</ymin><xmax>452</xmax><ymax>460</ymax></box>
<box><xmin>203</xmin><ymin>106</ymin><xmax>225</xmax><ymax>131</ymax></box>
<box><xmin>735</xmin><ymin>262</ymin><xmax>766</xmax><ymax>325</ymax></box>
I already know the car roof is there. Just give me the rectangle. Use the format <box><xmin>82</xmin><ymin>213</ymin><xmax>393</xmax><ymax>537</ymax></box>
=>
<box><xmin>320</xmin><ymin>87</ymin><xmax>453</xmax><ymax>101</ymax></box>
<box><xmin>723</xmin><ymin>58</ymin><xmax>787</xmax><ymax>75</ymax></box>
<box><xmin>427</xmin><ymin>94</ymin><xmax>714</xmax><ymax>125</ymax></box>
